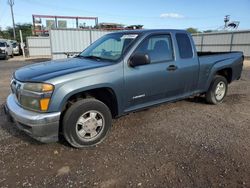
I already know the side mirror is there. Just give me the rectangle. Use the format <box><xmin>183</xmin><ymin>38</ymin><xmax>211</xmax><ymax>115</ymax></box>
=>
<box><xmin>129</xmin><ymin>53</ymin><xmax>150</xmax><ymax>67</ymax></box>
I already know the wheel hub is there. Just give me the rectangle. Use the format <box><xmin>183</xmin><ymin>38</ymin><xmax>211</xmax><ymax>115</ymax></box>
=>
<box><xmin>84</xmin><ymin>119</ymin><xmax>98</xmax><ymax>131</ymax></box>
<box><xmin>76</xmin><ymin>110</ymin><xmax>104</xmax><ymax>140</ymax></box>
<box><xmin>215</xmin><ymin>81</ymin><xmax>226</xmax><ymax>101</ymax></box>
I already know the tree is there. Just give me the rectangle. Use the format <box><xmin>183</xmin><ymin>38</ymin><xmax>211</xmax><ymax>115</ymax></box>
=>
<box><xmin>186</xmin><ymin>27</ymin><xmax>200</xmax><ymax>34</ymax></box>
<box><xmin>203</xmin><ymin>30</ymin><xmax>213</xmax><ymax>33</ymax></box>
<box><xmin>203</xmin><ymin>30</ymin><xmax>218</xmax><ymax>33</ymax></box>
<box><xmin>0</xmin><ymin>23</ymin><xmax>32</xmax><ymax>42</ymax></box>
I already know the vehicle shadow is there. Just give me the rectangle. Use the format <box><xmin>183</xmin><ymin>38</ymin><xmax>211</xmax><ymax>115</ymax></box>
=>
<box><xmin>0</xmin><ymin>103</ymin><xmax>91</xmax><ymax>148</ymax></box>
<box><xmin>0</xmin><ymin>104</ymin><xmax>44</xmax><ymax>145</ymax></box>
<box><xmin>185</xmin><ymin>96</ymin><xmax>207</xmax><ymax>104</ymax></box>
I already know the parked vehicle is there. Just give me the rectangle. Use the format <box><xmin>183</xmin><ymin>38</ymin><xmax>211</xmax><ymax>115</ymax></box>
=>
<box><xmin>9</xmin><ymin>40</ymin><xmax>20</xmax><ymax>55</ymax></box>
<box><xmin>5</xmin><ymin>29</ymin><xmax>244</xmax><ymax>148</ymax></box>
<box><xmin>0</xmin><ymin>39</ymin><xmax>14</xmax><ymax>59</ymax></box>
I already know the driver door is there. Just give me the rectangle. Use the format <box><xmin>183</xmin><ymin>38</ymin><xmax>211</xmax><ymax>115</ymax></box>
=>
<box><xmin>123</xmin><ymin>34</ymin><xmax>180</xmax><ymax>112</ymax></box>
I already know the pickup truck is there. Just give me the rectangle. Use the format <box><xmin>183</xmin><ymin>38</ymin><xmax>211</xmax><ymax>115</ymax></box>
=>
<box><xmin>4</xmin><ymin>29</ymin><xmax>244</xmax><ymax>148</ymax></box>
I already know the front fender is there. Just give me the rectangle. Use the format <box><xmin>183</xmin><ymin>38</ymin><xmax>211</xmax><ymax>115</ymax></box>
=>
<box><xmin>49</xmin><ymin>79</ymin><xmax>122</xmax><ymax>113</ymax></box>
<box><xmin>47</xmin><ymin>64</ymin><xmax>124</xmax><ymax>113</ymax></box>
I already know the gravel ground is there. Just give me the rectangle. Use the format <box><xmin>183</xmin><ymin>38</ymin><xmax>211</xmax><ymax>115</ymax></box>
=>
<box><xmin>0</xmin><ymin>58</ymin><xmax>249</xmax><ymax>188</ymax></box>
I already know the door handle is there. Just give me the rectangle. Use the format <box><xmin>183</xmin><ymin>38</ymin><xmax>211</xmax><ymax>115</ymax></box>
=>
<box><xmin>167</xmin><ymin>65</ymin><xmax>178</xmax><ymax>71</ymax></box>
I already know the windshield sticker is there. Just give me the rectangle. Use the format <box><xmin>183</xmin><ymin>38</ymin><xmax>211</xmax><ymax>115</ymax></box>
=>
<box><xmin>121</xmin><ymin>34</ymin><xmax>138</xmax><ymax>39</ymax></box>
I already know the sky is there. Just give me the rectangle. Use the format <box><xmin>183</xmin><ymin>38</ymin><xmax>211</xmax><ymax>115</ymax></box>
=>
<box><xmin>0</xmin><ymin>0</ymin><xmax>250</xmax><ymax>31</ymax></box>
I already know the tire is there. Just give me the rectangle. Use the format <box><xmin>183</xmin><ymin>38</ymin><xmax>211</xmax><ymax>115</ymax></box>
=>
<box><xmin>205</xmin><ymin>75</ymin><xmax>228</xmax><ymax>104</ymax></box>
<box><xmin>62</xmin><ymin>98</ymin><xmax>112</xmax><ymax>148</ymax></box>
<box><xmin>4</xmin><ymin>53</ymin><xmax>8</xmax><ymax>60</ymax></box>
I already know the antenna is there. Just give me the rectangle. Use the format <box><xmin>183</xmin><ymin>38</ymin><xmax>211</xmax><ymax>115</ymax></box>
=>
<box><xmin>224</xmin><ymin>15</ymin><xmax>230</xmax><ymax>29</ymax></box>
<box><xmin>227</xmin><ymin>21</ymin><xmax>240</xmax><ymax>30</ymax></box>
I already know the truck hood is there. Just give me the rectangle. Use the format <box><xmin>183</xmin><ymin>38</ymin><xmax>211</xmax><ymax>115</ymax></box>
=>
<box><xmin>14</xmin><ymin>58</ymin><xmax>113</xmax><ymax>82</ymax></box>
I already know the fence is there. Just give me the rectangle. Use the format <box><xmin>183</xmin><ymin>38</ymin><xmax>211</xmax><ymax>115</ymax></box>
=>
<box><xmin>192</xmin><ymin>30</ymin><xmax>250</xmax><ymax>58</ymax></box>
<box><xmin>49</xmin><ymin>29</ymin><xmax>112</xmax><ymax>59</ymax></box>
<box><xmin>26</xmin><ymin>37</ymin><xmax>51</xmax><ymax>57</ymax></box>
<box><xmin>27</xmin><ymin>29</ymin><xmax>250</xmax><ymax>59</ymax></box>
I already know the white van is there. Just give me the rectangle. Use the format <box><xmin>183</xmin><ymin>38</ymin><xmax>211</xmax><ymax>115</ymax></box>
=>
<box><xmin>0</xmin><ymin>39</ymin><xmax>14</xmax><ymax>59</ymax></box>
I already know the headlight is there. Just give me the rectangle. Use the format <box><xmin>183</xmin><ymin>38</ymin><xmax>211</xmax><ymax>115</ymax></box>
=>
<box><xmin>20</xmin><ymin>96</ymin><xmax>41</xmax><ymax>111</ymax></box>
<box><xmin>20</xmin><ymin>83</ymin><xmax>54</xmax><ymax>112</ymax></box>
<box><xmin>23</xmin><ymin>83</ymin><xmax>54</xmax><ymax>92</ymax></box>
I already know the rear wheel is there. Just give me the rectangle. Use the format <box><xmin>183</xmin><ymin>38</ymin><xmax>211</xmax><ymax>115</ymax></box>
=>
<box><xmin>206</xmin><ymin>75</ymin><xmax>228</xmax><ymax>104</ymax></box>
<box><xmin>62</xmin><ymin>98</ymin><xmax>112</xmax><ymax>148</ymax></box>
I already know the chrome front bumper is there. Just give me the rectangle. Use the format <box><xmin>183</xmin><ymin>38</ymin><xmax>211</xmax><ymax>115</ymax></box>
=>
<box><xmin>5</xmin><ymin>94</ymin><xmax>61</xmax><ymax>143</ymax></box>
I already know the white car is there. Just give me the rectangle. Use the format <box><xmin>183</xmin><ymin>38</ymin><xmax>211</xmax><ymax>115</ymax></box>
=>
<box><xmin>9</xmin><ymin>40</ymin><xmax>20</xmax><ymax>55</ymax></box>
<box><xmin>0</xmin><ymin>39</ymin><xmax>14</xmax><ymax>59</ymax></box>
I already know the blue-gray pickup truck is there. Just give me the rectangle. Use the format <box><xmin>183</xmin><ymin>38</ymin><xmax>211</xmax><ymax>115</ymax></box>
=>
<box><xmin>5</xmin><ymin>29</ymin><xmax>244</xmax><ymax>148</ymax></box>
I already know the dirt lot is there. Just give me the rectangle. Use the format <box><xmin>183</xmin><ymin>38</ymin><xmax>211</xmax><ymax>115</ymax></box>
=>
<box><xmin>0</xmin><ymin>57</ymin><xmax>249</xmax><ymax>188</ymax></box>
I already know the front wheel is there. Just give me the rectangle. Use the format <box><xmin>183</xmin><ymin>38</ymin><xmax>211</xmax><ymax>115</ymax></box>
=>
<box><xmin>206</xmin><ymin>75</ymin><xmax>228</xmax><ymax>104</ymax></box>
<box><xmin>4</xmin><ymin>53</ymin><xmax>8</xmax><ymax>60</ymax></box>
<box><xmin>62</xmin><ymin>98</ymin><xmax>112</xmax><ymax>148</ymax></box>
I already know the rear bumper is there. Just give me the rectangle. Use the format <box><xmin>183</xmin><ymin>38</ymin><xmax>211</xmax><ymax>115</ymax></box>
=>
<box><xmin>13</xmin><ymin>48</ymin><xmax>19</xmax><ymax>55</ymax></box>
<box><xmin>13</xmin><ymin>51</ymin><xmax>19</xmax><ymax>55</ymax></box>
<box><xmin>4</xmin><ymin>94</ymin><xmax>61</xmax><ymax>143</ymax></box>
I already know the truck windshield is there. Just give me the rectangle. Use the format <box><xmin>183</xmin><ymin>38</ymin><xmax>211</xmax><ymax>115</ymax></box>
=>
<box><xmin>78</xmin><ymin>33</ymin><xmax>139</xmax><ymax>62</ymax></box>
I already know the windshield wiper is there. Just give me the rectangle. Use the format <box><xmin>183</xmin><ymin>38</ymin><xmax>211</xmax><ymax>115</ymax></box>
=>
<box><xmin>79</xmin><ymin>55</ymin><xmax>104</xmax><ymax>61</ymax></box>
<box><xmin>77</xmin><ymin>55</ymin><xmax>115</xmax><ymax>62</ymax></box>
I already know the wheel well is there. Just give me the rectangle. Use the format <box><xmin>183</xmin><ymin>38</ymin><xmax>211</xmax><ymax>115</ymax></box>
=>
<box><xmin>216</xmin><ymin>68</ymin><xmax>232</xmax><ymax>83</ymax></box>
<box><xmin>63</xmin><ymin>88</ymin><xmax>118</xmax><ymax>118</ymax></box>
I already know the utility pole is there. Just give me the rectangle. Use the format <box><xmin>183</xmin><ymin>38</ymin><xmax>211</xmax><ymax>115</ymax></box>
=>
<box><xmin>8</xmin><ymin>0</ymin><xmax>16</xmax><ymax>40</ymax></box>
<box><xmin>19</xmin><ymin>30</ymin><xmax>25</xmax><ymax>58</ymax></box>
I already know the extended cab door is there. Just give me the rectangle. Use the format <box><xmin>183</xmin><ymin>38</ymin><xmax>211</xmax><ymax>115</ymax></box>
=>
<box><xmin>173</xmin><ymin>33</ymin><xmax>199</xmax><ymax>95</ymax></box>
<box><xmin>123</xmin><ymin>32</ymin><xmax>199</xmax><ymax>112</ymax></box>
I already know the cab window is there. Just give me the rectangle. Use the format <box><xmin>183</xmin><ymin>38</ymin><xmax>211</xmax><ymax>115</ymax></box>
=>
<box><xmin>134</xmin><ymin>34</ymin><xmax>174</xmax><ymax>63</ymax></box>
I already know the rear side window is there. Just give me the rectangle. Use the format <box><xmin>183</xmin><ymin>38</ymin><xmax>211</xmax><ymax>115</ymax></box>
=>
<box><xmin>176</xmin><ymin>33</ymin><xmax>193</xmax><ymax>59</ymax></box>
